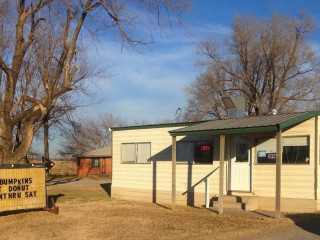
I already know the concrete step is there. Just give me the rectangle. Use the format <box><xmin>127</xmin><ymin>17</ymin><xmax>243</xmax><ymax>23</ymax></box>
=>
<box><xmin>212</xmin><ymin>201</ymin><xmax>243</xmax><ymax>209</ymax></box>
<box><xmin>228</xmin><ymin>191</ymin><xmax>255</xmax><ymax>196</ymax></box>
<box><xmin>211</xmin><ymin>195</ymin><xmax>258</xmax><ymax>211</ymax></box>
<box><xmin>211</xmin><ymin>195</ymin><xmax>242</xmax><ymax>203</ymax></box>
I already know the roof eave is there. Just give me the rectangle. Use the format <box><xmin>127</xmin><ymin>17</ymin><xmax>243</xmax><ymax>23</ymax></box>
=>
<box><xmin>169</xmin><ymin>111</ymin><xmax>320</xmax><ymax>136</ymax></box>
<box><xmin>278</xmin><ymin>110</ymin><xmax>320</xmax><ymax>130</ymax></box>
<box><xmin>111</xmin><ymin>121</ymin><xmax>205</xmax><ymax>131</ymax></box>
<box><xmin>169</xmin><ymin>125</ymin><xmax>278</xmax><ymax>136</ymax></box>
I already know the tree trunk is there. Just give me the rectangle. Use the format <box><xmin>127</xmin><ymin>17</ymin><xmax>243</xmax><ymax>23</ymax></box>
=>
<box><xmin>0</xmin><ymin>115</ymin><xmax>35</xmax><ymax>164</ymax></box>
<box><xmin>44</xmin><ymin>116</ymin><xmax>49</xmax><ymax>160</ymax></box>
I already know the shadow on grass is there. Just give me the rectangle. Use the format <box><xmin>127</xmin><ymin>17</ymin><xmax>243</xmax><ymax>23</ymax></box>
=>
<box><xmin>46</xmin><ymin>176</ymin><xmax>81</xmax><ymax>186</ymax></box>
<box><xmin>251</xmin><ymin>211</ymin><xmax>274</xmax><ymax>218</ymax></box>
<box><xmin>285</xmin><ymin>213</ymin><xmax>320</xmax><ymax>236</ymax></box>
<box><xmin>0</xmin><ymin>208</ymin><xmax>43</xmax><ymax>217</ymax></box>
<box><xmin>100</xmin><ymin>183</ymin><xmax>111</xmax><ymax>197</ymax></box>
<box><xmin>0</xmin><ymin>194</ymin><xmax>64</xmax><ymax>217</ymax></box>
<box><xmin>154</xmin><ymin>203</ymin><xmax>172</xmax><ymax>210</ymax></box>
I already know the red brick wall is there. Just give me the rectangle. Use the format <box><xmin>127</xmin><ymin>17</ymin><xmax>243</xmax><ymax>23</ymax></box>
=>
<box><xmin>105</xmin><ymin>157</ymin><xmax>112</xmax><ymax>176</ymax></box>
<box><xmin>77</xmin><ymin>157</ymin><xmax>112</xmax><ymax>177</ymax></box>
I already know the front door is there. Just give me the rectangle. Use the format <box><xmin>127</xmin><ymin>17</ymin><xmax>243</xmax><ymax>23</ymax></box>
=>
<box><xmin>230</xmin><ymin>136</ymin><xmax>251</xmax><ymax>191</ymax></box>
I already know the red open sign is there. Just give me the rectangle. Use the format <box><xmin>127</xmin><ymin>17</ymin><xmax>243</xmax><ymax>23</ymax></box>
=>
<box><xmin>201</xmin><ymin>146</ymin><xmax>210</xmax><ymax>151</ymax></box>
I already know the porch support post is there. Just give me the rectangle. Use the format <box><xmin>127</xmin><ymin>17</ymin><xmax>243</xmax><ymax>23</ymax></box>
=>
<box><xmin>315</xmin><ymin>116</ymin><xmax>318</xmax><ymax>200</ymax></box>
<box><xmin>219</xmin><ymin>134</ymin><xmax>225</xmax><ymax>215</ymax></box>
<box><xmin>205</xmin><ymin>178</ymin><xmax>209</xmax><ymax>208</ymax></box>
<box><xmin>172</xmin><ymin>136</ymin><xmax>177</xmax><ymax>210</ymax></box>
<box><xmin>249</xmin><ymin>133</ymin><xmax>254</xmax><ymax>192</ymax></box>
<box><xmin>275</xmin><ymin>129</ymin><xmax>282</xmax><ymax>219</ymax></box>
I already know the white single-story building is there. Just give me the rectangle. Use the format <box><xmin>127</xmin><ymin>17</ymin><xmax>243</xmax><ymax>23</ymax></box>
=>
<box><xmin>111</xmin><ymin>111</ymin><xmax>320</xmax><ymax>215</ymax></box>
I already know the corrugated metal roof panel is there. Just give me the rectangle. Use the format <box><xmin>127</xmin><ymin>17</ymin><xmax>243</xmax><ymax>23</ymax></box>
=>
<box><xmin>170</xmin><ymin>112</ymin><xmax>318</xmax><ymax>135</ymax></box>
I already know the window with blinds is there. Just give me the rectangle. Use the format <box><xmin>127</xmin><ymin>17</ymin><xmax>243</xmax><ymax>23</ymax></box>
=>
<box><xmin>256</xmin><ymin>136</ymin><xmax>310</xmax><ymax>164</ymax></box>
<box><xmin>121</xmin><ymin>143</ymin><xmax>151</xmax><ymax>164</ymax></box>
<box><xmin>282</xmin><ymin>136</ymin><xmax>309</xmax><ymax>164</ymax></box>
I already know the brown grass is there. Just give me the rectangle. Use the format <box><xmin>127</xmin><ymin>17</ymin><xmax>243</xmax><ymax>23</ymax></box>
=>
<box><xmin>0</xmin><ymin>178</ymin><xmax>298</xmax><ymax>240</ymax></box>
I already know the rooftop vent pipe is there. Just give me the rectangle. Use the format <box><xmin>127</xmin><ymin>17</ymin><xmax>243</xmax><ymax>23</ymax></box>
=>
<box><xmin>270</xmin><ymin>109</ymin><xmax>278</xmax><ymax>115</ymax></box>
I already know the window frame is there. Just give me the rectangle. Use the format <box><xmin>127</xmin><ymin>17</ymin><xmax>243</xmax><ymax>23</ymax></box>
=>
<box><xmin>255</xmin><ymin>135</ymin><xmax>310</xmax><ymax>165</ymax></box>
<box><xmin>121</xmin><ymin>142</ymin><xmax>151</xmax><ymax>164</ymax></box>
<box><xmin>177</xmin><ymin>141</ymin><xmax>194</xmax><ymax>163</ymax></box>
<box><xmin>177</xmin><ymin>140</ymin><xmax>215</xmax><ymax>164</ymax></box>
<box><xmin>92</xmin><ymin>158</ymin><xmax>100</xmax><ymax>167</ymax></box>
<box><xmin>255</xmin><ymin>137</ymin><xmax>277</xmax><ymax>164</ymax></box>
<box><xmin>194</xmin><ymin>141</ymin><xmax>214</xmax><ymax>164</ymax></box>
<box><xmin>282</xmin><ymin>135</ymin><xmax>310</xmax><ymax>165</ymax></box>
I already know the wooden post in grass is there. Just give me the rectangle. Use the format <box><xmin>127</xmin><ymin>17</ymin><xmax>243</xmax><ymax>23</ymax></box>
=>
<box><xmin>275</xmin><ymin>130</ymin><xmax>282</xmax><ymax>218</ymax></box>
<box><xmin>219</xmin><ymin>134</ymin><xmax>225</xmax><ymax>215</ymax></box>
<box><xmin>172</xmin><ymin>136</ymin><xmax>177</xmax><ymax>210</ymax></box>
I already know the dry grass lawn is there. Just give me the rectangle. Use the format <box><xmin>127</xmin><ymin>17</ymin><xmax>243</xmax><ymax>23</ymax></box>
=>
<box><xmin>0</xmin><ymin>177</ymin><xmax>309</xmax><ymax>240</ymax></box>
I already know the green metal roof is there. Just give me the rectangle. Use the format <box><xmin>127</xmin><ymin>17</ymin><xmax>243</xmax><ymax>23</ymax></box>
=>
<box><xmin>169</xmin><ymin>111</ymin><xmax>320</xmax><ymax>136</ymax></box>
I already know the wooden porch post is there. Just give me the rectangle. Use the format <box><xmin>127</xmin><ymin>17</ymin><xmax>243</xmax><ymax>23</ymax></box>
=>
<box><xmin>172</xmin><ymin>136</ymin><xmax>177</xmax><ymax>210</ymax></box>
<box><xmin>275</xmin><ymin>130</ymin><xmax>282</xmax><ymax>219</ymax></box>
<box><xmin>219</xmin><ymin>134</ymin><xmax>225</xmax><ymax>215</ymax></box>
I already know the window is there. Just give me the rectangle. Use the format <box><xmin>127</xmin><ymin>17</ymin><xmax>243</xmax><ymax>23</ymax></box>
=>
<box><xmin>235</xmin><ymin>137</ymin><xmax>249</xmax><ymax>162</ymax></box>
<box><xmin>257</xmin><ymin>138</ymin><xmax>277</xmax><ymax>164</ymax></box>
<box><xmin>282</xmin><ymin>136</ymin><xmax>309</xmax><ymax>164</ymax></box>
<box><xmin>177</xmin><ymin>142</ymin><xmax>194</xmax><ymax>162</ymax></box>
<box><xmin>177</xmin><ymin>141</ymin><xmax>214</xmax><ymax>164</ymax></box>
<box><xmin>194</xmin><ymin>142</ymin><xmax>213</xmax><ymax>164</ymax></box>
<box><xmin>121</xmin><ymin>143</ymin><xmax>151</xmax><ymax>164</ymax></box>
<box><xmin>256</xmin><ymin>136</ymin><xmax>310</xmax><ymax>164</ymax></box>
<box><xmin>92</xmin><ymin>158</ymin><xmax>100</xmax><ymax>167</ymax></box>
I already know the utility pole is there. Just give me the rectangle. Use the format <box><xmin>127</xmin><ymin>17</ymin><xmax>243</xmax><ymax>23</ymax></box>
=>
<box><xmin>176</xmin><ymin>108</ymin><xmax>183</xmax><ymax>123</ymax></box>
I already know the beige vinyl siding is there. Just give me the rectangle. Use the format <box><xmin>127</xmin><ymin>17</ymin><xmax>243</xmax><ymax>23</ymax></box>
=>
<box><xmin>112</xmin><ymin>126</ymin><xmax>227</xmax><ymax>206</ymax></box>
<box><xmin>254</xmin><ymin>118</ymin><xmax>316</xmax><ymax>199</ymax></box>
<box><xmin>113</xmin><ymin>116</ymin><xmax>319</xmax><ymax>207</ymax></box>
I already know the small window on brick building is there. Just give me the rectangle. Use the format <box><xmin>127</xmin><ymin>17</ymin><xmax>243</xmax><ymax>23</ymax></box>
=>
<box><xmin>92</xmin><ymin>158</ymin><xmax>100</xmax><ymax>167</ymax></box>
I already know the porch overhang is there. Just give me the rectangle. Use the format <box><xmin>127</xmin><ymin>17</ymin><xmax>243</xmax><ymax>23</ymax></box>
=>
<box><xmin>170</xmin><ymin>111</ymin><xmax>320</xmax><ymax>218</ymax></box>
<box><xmin>169</xmin><ymin>111</ymin><xmax>320</xmax><ymax>137</ymax></box>
<box><xmin>169</xmin><ymin>125</ymin><xmax>277</xmax><ymax>136</ymax></box>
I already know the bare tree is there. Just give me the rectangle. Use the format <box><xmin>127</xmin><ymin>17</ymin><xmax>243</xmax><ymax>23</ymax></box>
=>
<box><xmin>186</xmin><ymin>13</ymin><xmax>320</xmax><ymax>119</ymax></box>
<box><xmin>23</xmin><ymin>17</ymin><xmax>97</xmax><ymax>161</ymax></box>
<box><xmin>0</xmin><ymin>0</ymin><xmax>191</xmax><ymax>164</ymax></box>
<box><xmin>59</xmin><ymin>113</ymin><xmax>127</xmax><ymax>156</ymax></box>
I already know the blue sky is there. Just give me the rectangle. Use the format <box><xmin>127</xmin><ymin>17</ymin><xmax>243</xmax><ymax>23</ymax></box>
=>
<box><xmin>81</xmin><ymin>0</ymin><xmax>320</xmax><ymax>124</ymax></box>
<box><xmin>39</xmin><ymin>0</ymin><xmax>320</xmax><ymax>155</ymax></box>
